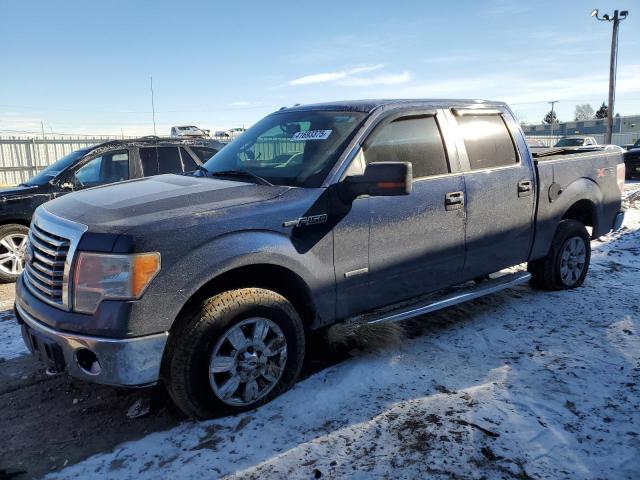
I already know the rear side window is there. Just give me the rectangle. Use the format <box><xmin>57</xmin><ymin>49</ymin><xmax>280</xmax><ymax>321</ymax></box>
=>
<box><xmin>456</xmin><ymin>114</ymin><xmax>518</xmax><ymax>170</ymax></box>
<box><xmin>364</xmin><ymin>116</ymin><xmax>449</xmax><ymax>179</ymax></box>
<box><xmin>189</xmin><ymin>146</ymin><xmax>219</xmax><ymax>162</ymax></box>
<box><xmin>139</xmin><ymin>147</ymin><xmax>182</xmax><ymax>176</ymax></box>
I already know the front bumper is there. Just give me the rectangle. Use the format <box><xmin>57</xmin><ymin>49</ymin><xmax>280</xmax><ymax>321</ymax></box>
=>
<box><xmin>15</xmin><ymin>301</ymin><xmax>168</xmax><ymax>387</ymax></box>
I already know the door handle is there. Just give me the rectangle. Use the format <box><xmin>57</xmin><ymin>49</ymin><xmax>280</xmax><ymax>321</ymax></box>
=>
<box><xmin>518</xmin><ymin>180</ymin><xmax>532</xmax><ymax>197</ymax></box>
<box><xmin>445</xmin><ymin>191</ymin><xmax>465</xmax><ymax>210</ymax></box>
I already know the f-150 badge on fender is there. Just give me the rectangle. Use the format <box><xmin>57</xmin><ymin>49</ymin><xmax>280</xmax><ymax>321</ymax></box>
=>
<box><xmin>283</xmin><ymin>214</ymin><xmax>328</xmax><ymax>228</ymax></box>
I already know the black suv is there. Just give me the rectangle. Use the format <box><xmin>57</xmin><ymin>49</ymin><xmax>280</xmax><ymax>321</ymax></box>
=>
<box><xmin>0</xmin><ymin>137</ymin><xmax>224</xmax><ymax>282</ymax></box>
<box><xmin>624</xmin><ymin>139</ymin><xmax>640</xmax><ymax>179</ymax></box>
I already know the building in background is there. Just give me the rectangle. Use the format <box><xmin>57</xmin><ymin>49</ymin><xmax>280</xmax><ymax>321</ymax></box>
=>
<box><xmin>522</xmin><ymin>114</ymin><xmax>640</xmax><ymax>140</ymax></box>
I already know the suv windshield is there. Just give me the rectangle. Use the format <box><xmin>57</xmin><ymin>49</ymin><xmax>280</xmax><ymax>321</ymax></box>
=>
<box><xmin>24</xmin><ymin>148</ymin><xmax>89</xmax><ymax>186</ymax></box>
<box><xmin>201</xmin><ymin>110</ymin><xmax>366</xmax><ymax>187</ymax></box>
<box><xmin>555</xmin><ymin>138</ymin><xmax>585</xmax><ymax>147</ymax></box>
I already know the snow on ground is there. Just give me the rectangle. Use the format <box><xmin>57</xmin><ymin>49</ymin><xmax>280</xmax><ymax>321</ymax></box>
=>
<box><xmin>46</xmin><ymin>190</ymin><xmax>640</xmax><ymax>479</ymax></box>
<box><xmin>0</xmin><ymin>299</ymin><xmax>26</xmax><ymax>360</ymax></box>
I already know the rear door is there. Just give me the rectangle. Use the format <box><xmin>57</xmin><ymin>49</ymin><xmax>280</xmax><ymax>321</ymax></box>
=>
<box><xmin>364</xmin><ymin>109</ymin><xmax>467</xmax><ymax>308</ymax></box>
<box><xmin>447</xmin><ymin>108</ymin><xmax>535</xmax><ymax>278</ymax></box>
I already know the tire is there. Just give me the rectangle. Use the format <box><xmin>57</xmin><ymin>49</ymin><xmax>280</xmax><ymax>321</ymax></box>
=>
<box><xmin>528</xmin><ymin>219</ymin><xmax>591</xmax><ymax>290</ymax></box>
<box><xmin>0</xmin><ymin>223</ymin><xmax>29</xmax><ymax>283</ymax></box>
<box><xmin>165</xmin><ymin>288</ymin><xmax>305</xmax><ymax>419</ymax></box>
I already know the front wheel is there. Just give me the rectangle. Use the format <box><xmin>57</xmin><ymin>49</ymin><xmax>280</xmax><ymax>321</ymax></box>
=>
<box><xmin>165</xmin><ymin>288</ymin><xmax>305</xmax><ymax>419</ymax></box>
<box><xmin>0</xmin><ymin>224</ymin><xmax>29</xmax><ymax>283</ymax></box>
<box><xmin>528</xmin><ymin>219</ymin><xmax>591</xmax><ymax>290</ymax></box>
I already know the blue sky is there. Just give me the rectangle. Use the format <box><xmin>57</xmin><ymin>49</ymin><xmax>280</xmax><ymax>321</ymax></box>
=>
<box><xmin>1</xmin><ymin>0</ymin><xmax>638</xmax><ymax>136</ymax></box>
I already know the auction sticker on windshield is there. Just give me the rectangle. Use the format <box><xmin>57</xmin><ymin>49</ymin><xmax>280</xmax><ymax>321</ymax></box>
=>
<box><xmin>291</xmin><ymin>130</ymin><xmax>332</xmax><ymax>141</ymax></box>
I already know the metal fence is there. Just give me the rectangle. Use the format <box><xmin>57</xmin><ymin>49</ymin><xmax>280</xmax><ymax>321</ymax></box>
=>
<box><xmin>0</xmin><ymin>136</ymin><xmax>133</xmax><ymax>186</ymax></box>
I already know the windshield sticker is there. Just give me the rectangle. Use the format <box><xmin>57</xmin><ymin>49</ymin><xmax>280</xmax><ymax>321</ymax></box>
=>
<box><xmin>291</xmin><ymin>130</ymin><xmax>332</xmax><ymax>141</ymax></box>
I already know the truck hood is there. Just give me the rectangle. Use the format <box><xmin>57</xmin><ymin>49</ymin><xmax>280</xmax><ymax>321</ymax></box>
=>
<box><xmin>42</xmin><ymin>174</ymin><xmax>289</xmax><ymax>232</ymax></box>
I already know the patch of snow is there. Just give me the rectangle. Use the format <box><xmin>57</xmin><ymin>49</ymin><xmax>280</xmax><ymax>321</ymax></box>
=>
<box><xmin>0</xmin><ymin>299</ymin><xmax>26</xmax><ymax>361</ymax></box>
<box><xmin>49</xmin><ymin>190</ymin><xmax>640</xmax><ymax>479</ymax></box>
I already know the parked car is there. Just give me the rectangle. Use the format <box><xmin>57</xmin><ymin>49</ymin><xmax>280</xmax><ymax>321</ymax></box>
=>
<box><xmin>0</xmin><ymin>137</ymin><xmax>223</xmax><ymax>281</ymax></box>
<box><xmin>554</xmin><ymin>136</ymin><xmax>598</xmax><ymax>147</ymax></box>
<box><xmin>624</xmin><ymin>138</ymin><xmax>640</xmax><ymax>178</ymax></box>
<box><xmin>170</xmin><ymin>125</ymin><xmax>208</xmax><ymax>137</ymax></box>
<box><xmin>15</xmin><ymin>99</ymin><xmax>625</xmax><ymax>418</ymax></box>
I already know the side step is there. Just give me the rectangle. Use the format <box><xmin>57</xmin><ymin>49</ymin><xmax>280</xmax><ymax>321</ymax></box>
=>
<box><xmin>350</xmin><ymin>271</ymin><xmax>531</xmax><ymax>326</ymax></box>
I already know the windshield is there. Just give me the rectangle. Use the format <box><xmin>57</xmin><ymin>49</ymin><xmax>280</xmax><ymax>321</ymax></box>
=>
<box><xmin>201</xmin><ymin>110</ymin><xmax>366</xmax><ymax>187</ymax></box>
<box><xmin>24</xmin><ymin>148</ymin><xmax>89</xmax><ymax>185</ymax></box>
<box><xmin>555</xmin><ymin>138</ymin><xmax>585</xmax><ymax>147</ymax></box>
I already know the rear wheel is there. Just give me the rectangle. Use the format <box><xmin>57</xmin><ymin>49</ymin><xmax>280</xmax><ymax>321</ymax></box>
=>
<box><xmin>0</xmin><ymin>224</ymin><xmax>29</xmax><ymax>283</ymax></box>
<box><xmin>528</xmin><ymin>219</ymin><xmax>591</xmax><ymax>290</ymax></box>
<box><xmin>165</xmin><ymin>288</ymin><xmax>305</xmax><ymax>419</ymax></box>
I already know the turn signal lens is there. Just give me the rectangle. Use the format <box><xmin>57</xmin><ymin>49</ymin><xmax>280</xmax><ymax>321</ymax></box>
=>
<box><xmin>73</xmin><ymin>252</ymin><xmax>161</xmax><ymax>314</ymax></box>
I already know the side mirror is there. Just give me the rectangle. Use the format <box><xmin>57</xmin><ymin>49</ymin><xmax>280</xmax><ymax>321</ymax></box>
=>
<box><xmin>60</xmin><ymin>182</ymin><xmax>75</xmax><ymax>191</ymax></box>
<box><xmin>342</xmin><ymin>162</ymin><xmax>412</xmax><ymax>200</ymax></box>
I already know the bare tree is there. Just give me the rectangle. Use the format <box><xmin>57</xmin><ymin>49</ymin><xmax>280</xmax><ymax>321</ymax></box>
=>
<box><xmin>574</xmin><ymin>104</ymin><xmax>595</xmax><ymax>121</ymax></box>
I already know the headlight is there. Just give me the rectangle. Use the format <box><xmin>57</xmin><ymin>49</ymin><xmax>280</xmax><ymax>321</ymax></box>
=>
<box><xmin>73</xmin><ymin>252</ymin><xmax>161</xmax><ymax>314</ymax></box>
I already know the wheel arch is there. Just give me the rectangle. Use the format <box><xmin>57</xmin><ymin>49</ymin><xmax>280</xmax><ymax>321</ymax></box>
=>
<box><xmin>562</xmin><ymin>198</ymin><xmax>597</xmax><ymax>232</ymax></box>
<box><xmin>171</xmin><ymin>263</ymin><xmax>318</xmax><ymax>336</ymax></box>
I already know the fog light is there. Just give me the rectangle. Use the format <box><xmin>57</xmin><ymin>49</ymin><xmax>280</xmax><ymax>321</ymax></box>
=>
<box><xmin>76</xmin><ymin>348</ymin><xmax>101</xmax><ymax>375</ymax></box>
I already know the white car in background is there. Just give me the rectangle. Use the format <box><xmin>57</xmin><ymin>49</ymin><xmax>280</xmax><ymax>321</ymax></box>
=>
<box><xmin>171</xmin><ymin>125</ymin><xmax>209</xmax><ymax>137</ymax></box>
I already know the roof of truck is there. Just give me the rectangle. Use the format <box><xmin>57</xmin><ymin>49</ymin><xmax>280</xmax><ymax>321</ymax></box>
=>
<box><xmin>276</xmin><ymin>99</ymin><xmax>507</xmax><ymax>114</ymax></box>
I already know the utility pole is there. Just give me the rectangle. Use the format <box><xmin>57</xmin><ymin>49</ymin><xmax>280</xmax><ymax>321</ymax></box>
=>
<box><xmin>150</xmin><ymin>76</ymin><xmax>157</xmax><ymax>137</ymax></box>
<box><xmin>592</xmin><ymin>9</ymin><xmax>629</xmax><ymax>144</ymax></box>
<box><xmin>548</xmin><ymin>100</ymin><xmax>558</xmax><ymax>137</ymax></box>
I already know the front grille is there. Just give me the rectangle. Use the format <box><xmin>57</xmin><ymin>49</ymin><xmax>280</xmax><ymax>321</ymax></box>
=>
<box><xmin>24</xmin><ymin>223</ymin><xmax>70</xmax><ymax>307</ymax></box>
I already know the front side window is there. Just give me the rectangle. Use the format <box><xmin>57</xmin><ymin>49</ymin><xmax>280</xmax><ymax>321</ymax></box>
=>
<box><xmin>457</xmin><ymin>114</ymin><xmax>518</xmax><ymax>170</ymax></box>
<box><xmin>363</xmin><ymin>116</ymin><xmax>449</xmax><ymax>179</ymax></box>
<box><xmin>72</xmin><ymin>150</ymin><xmax>129</xmax><ymax>188</ymax></box>
<box><xmin>201</xmin><ymin>110</ymin><xmax>366</xmax><ymax>187</ymax></box>
<box><xmin>139</xmin><ymin>147</ymin><xmax>182</xmax><ymax>176</ymax></box>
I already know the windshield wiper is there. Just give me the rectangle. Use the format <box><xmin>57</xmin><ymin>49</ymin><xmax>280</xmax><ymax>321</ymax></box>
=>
<box><xmin>209</xmin><ymin>170</ymin><xmax>273</xmax><ymax>186</ymax></box>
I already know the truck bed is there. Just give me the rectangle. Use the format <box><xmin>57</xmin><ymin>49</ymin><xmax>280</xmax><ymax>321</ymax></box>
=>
<box><xmin>530</xmin><ymin>148</ymin><xmax>623</xmax><ymax>260</ymax></box>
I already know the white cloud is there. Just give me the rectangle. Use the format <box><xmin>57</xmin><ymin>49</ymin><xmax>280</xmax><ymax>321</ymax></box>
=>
<box><xmin>288</xmin><ymin>64</ymin><xmax>385</xmax><ymax>86</ymax></box>
<box><xmin>340</xmin><ymin>71</ymin><xmax>412</xmax><ymax>87</ymax></box>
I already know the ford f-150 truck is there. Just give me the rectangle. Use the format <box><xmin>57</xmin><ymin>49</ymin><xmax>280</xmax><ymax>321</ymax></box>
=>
<box><xmin>14</xmin><ymin>99</ymin><xmax>625</xmax><ymax>418</ymax></box>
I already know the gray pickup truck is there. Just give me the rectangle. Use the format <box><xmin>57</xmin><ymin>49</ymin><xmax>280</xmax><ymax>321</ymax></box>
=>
<box><xmin>14</xmin><ymin>99</ymin><xmax>625</xmax><ymax>418</ymax></box>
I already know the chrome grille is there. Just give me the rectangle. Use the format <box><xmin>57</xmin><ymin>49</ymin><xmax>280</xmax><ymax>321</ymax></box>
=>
<box><xmin>24</xmin><ymin>223</ymin><xmax>70</xmax><ymax>306</ymax></box>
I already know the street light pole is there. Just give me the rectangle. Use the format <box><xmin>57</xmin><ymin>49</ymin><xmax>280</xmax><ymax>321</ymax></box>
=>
<box><xmin>592</xmin><ymin>8</ymin><xmax>629</xmax><ymax>144</ymax></box>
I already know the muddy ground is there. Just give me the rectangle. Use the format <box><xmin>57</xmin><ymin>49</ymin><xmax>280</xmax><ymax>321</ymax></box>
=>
<box><xmin>0</xmin><ymin>283</ymin><xmax>350</xmax><ymax>479</ymax></box>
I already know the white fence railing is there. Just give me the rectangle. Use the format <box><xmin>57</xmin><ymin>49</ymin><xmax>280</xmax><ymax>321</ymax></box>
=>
<box><xmin>0</xmin><ymin>136</ymin><xmax>134</xmax><ymax>185</ymax></box>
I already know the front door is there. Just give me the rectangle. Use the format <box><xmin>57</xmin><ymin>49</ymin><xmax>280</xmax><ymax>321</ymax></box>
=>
<box><xmin>364</xmin><ymin>110</ymin><xmax>467</xmax><ymax>308</ymax></box>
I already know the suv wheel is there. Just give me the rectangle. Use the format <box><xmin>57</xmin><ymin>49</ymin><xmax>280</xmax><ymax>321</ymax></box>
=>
<box><xmin>165</xmin><ymin>288</ymin><xmax>305</xmax><ymax>419</ymax></box>
<box><xmin>0</xmin><ymin>224</ymin><xmax>29</xmax><ymax>282</ymax></box>
<box><xmin>528</xmin><ymin>219</ymin><xmax>591</xmax><ymax>290</ymax></box>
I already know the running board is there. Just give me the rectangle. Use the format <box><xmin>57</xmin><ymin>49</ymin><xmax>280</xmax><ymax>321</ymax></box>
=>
<box><xmin>350</xmin><ymin>271</ymin><xmax>531</xmax><ymax>326</ymax></box>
